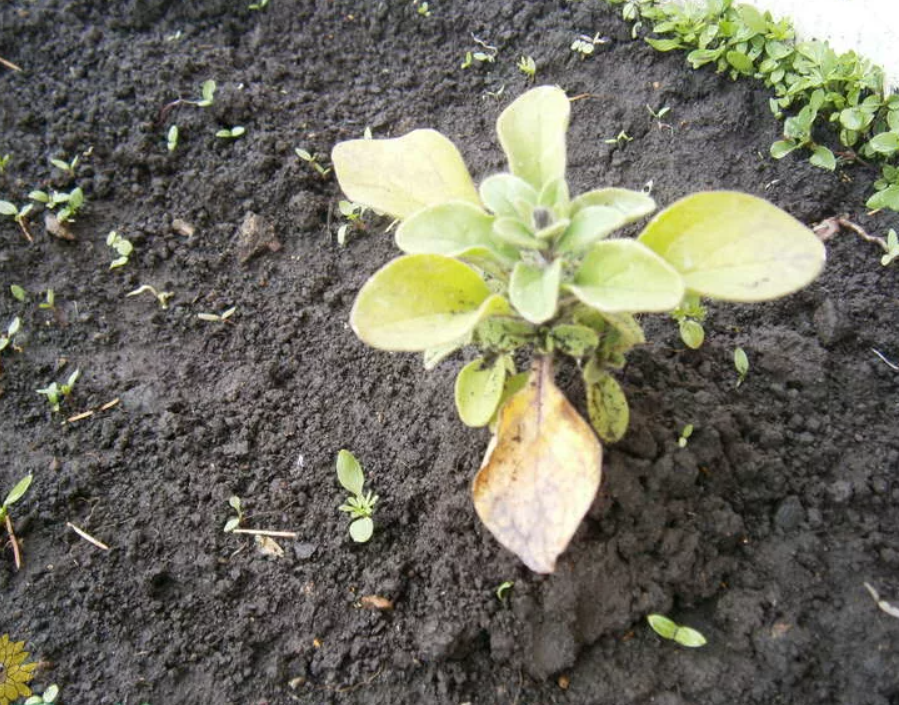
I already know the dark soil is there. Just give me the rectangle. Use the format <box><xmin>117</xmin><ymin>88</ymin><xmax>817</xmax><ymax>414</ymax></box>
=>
<box><xmin>2</xmin><ymin>1</ymin><xmax>899</xmax><ymax>704</ymax></box>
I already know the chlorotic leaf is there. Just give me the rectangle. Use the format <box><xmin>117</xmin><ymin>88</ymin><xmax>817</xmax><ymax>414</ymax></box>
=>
<box><xmin>455</xmin><ymin>357</ymin><xmax>508</xmax><ymax>427</ymax></box>
<box><xmin>396</xmin><ymin>201</ymin><xmax>513</xmax><ymax>262</ymax></box>
<box><xmin>567</xmin><ymin>240</ymin><xmax>685</xmax><ymax>313</ymax></box>
<box><xmin>350</xmin><ymin>255</ymin><xmax>510</xmax><ymax>351</ymax></box>
<box><xmin>585</xmin><ymin>370</ymin><xmax>629</xmax><ymax>443</ymax></box>
<box><xmin>570</xmin><ymin>188</ymin><xmax>656</xmax><ymax>223</ymax></box>
<box><xmin>479</xmin><ymin>174</ymin><xmax>538</xmax><ymax>219</ymax></box>
<box><xmin>332</xmin><ymin>129</ymin><xmax>480</xmax><ymax>219</ymax></box>
<box><xmin>337</xmin><ymin>450</ymin><xmax>365</xmax><ymax>496</ymax></box>
<box><xmin>496</xmin><ymin>86</ymin><xmax>570</xmax><ymax>190</ymax></box>
<box><xmin>509</xmin><ymin>259</ymin><xmax>562</xmax><ymax>324</ymax></box>
<box><xmin>472</xmin><ymin>357</ymin><xmax>602</xmax><ymax>573</ymax></box>
<box><xmin>349</xmin><ymin>517</ymin><xmax>374</xmax><ymax>543</ymax></box>
<box><xmin>637</xmin><ymin>191</ymin><xmax>826</xmax><ymax>302</ymax></box>
<box><xmin>556</xmin><ymin>205</ymin><xmax>626</xmax><ymax>254</ymax></box>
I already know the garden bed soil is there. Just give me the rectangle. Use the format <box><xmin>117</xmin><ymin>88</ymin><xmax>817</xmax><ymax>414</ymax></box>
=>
<box><xmin>1</xmin><ymin>1</ymin><xmax>899</xmax><ymax>704</ymax></box>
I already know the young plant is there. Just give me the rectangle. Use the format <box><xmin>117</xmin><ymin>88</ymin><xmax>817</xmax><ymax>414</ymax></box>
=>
<box><xmin>191</xmin><ymin>79</ymin><xmax>217</xmax><ymax>108</ymax></box>
<box><xmin>106</xmin><ymin>230</ymin><xmax>134</xmax><ymax>269</ymax></box>
<box><xmin>39</xmin><ymin>289</ymin><xmax>55</xmax><ymax>310</ymax></box>
<box><xmin>0</xmin><ymin>316</ymin><xmax>22</xmax><ymax>355</ymax></box>
<box><xmin>336</xmin><ymin>449</ymin><xmax>377</xmax><ymax>543</ymax></box>
<box><xmin>0</xmin><ymin>153</ymin><xmax>10</xmax><ymax>172</ymax></box>
<box><xmin>1</xmin><ymin>474</ymin><xmax>33</xmax><ymax>569</ymax></box>
<box><xmin>50</xmin><ymin>154</ymin><xmax>79</xmax><ymax>176</ymax></box>
<box><xmin>248</xmin><ymin>0</ymin><xmax>270</xmax><ymax>9</ymax></box>
<box><xmin>415</xmin><ymin>1</ymin><xmax>431</xmax><ymax>17</ymax></box>
<box><xmin>25</xmin><ymin>684</ymin><xmax>60</xmax><ymax>704</ymax></box>
<box><xmin>734</xmin><ymin>346</ymin><xmax>749</xmax><ymax>387</ymax></box>
<box><xmin>677</xmin><ymin>423</ymin><xmax>694</xmax><ymax>448</ymax></box>
<box><xmin>197</xmin><ymin>306</ymin><xmax>236</xmax><ymax>323</ymax></box>
<box><xmin>336</xmin><ymin>200</ymin><xmax>369</xmax><ymax>246</ymax></box>
<box><xmin>37</xmin><ymin>369</ymin><xmax>80</xmax><ymax>412</ymax></box>
<box><xmin>332</xmin><ymin>85</ymin><xmax>824</xmax><ymax>572</ymax></box>
<box><xmin>30</xmin><ymin>186</ymin><xmax>84</xmax><ymax>223</ymax></box>
<box><xmin>0</xmin><ymin>200</ymin><xmax>34</xmax><ymax>241</ymax></box>
<box><xmin>215</xmin><ymin>126</ymin><xmax>245</xmax><ymax>140</ymax></box>
<box><xmin>570</xmin><ymin>33</ymin><xmax>608</xmax><ymax>57</ymax></box>
<box><xmin>167</xmin><ymin>125</ymin><xmax>179</xmax><ymax>152</ymax></box>
<box><xmin>647</xmin><ymin>613</ymin><xmax>707</xmax><ymax>647</ymax></box>
<box><xmin>126</xmin><ymin>284</ymin><xmax>174</xmax><ymax>309</ymax></box>
<box><xmin>517</xmin><ymin>56</ymin><xmax>537</xmax><ymax>79</ymax></box>
<box><xmin>670</xmin><ymin>292</ymin><xmax>707</xmax><ymax>349</ymax></box>
<box><xmin>880</xmin><ymin>228</ymin><xmax>899</xmax><ymax>266</ymax></box>
<box><xmin>295</xmin><ymin>148</ymin><xmax>331</xmax><ymax>177</ymax></box>
<box><xmin>461</xmin><ymin>36</ymin><xmax>498</xmax><ymax>69</ymax></box>
<box><xmin>603</xmin><ymin>129</ymin><xmax>633</xmax><ymax>146</ymax></box>
<box><xmin>10</xmin><ymin>284</ymin><xmax>26</xmax><ymax>302</ymax></box>
<box><xmin>223</xmin><ymin>495</ymin><xmax>244</xmax><ymax>533</ymax></box>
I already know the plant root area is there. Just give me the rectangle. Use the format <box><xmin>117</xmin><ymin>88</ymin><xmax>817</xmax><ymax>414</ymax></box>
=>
<box><xmin>1</xmin><ymin>2</ymin><xmax>898</xmax><ymax>704</ymax></box>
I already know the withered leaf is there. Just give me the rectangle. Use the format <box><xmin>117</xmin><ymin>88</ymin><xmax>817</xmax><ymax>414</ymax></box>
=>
<box><xmin>472</xmin><ymin>356</ymin><xmax>602</xmax><ymax>573</ymax></box>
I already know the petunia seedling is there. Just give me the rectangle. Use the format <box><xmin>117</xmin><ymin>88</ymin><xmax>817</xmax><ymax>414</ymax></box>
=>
<box><xmin>332</xmin><ymin>85</ymin><xmax>825</xmax><ymax>572</ymax></box>
<box><xmin>336</xmin><ymin>449</ymin><xmax>377</xmax><ymax>543</ymax></box>
<box><xmin>881</xmin><ymin>228</ymin><xmax>899</xmax><ymax>266</ymax></box>
<box><xmin>198</xmin><ymin>306</ymin><xmax>236</xmax><ymax>323</ymax></box>
<box><xmin>50</xmin><ymin>154</ymin><xmax>79</xmax><ymax>176</ymax></box>
<box><xmin>517</xmin><ymin>56</ymin><xmax>537</xmax><ymax>79</ymax></box>
<box><xmin>24</xmin><ymin>683</ymin><xmax>60</xmax><ymax>704</ymax></box>
<box><xmin>106</xmin><ymin>230</ymin><xmax>134</xmax><ymax>269</ymax></box>
<box><xmin>647</xmin><ymin>614</ymin><xmax>707</xmax><ymax>647</ymax></box>
<box><xmin>295</xmin><ymin>148</ymin><xmax>331</xmax><ymax>177</ymax></box>
<box><xmin>223</xmin><ymin>495</ymin><xmax>244</xmax><ymax>533</ymax></box>
<box><xmin>671</xmin><ymin>292</ymin><xmax>707</xmax><ymax>349</ymax></box>
<box><xmin>0</xmin><ymin>316</ymin><xmax>21</xmax><ymax>355</ymax></box>
<box><xmin>734</xmin><ymin>346</ymin><xmax>749</xmax><ymax>387</ymax></box>
<box><xmin>36</xmin><ymin>369</ymin><xmax>80</xmax><ymax>413</ymax></box>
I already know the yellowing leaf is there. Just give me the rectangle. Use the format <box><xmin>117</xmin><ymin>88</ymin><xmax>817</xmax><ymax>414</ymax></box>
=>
<box><xmin>350</xmin><ymin>254</ymin><xmax>510</xmax><ymax>351</ymax></box>
<box><xmin>637</xmin><ymin>191</ymin><xmax>826</xmax><ymax>302</ymax></box>
<box><xmin>332</xmin><ymin>129</ymin><xmax>480</xmax><ymax>220</ymax></box>
<box><xmin>496</xmin><ymin>86</ymin><xmax>570</xmax><ymax>190</ymax></box>
<box><xmin>585</xmin><ymin>369</ymin><xmax>629</xmax><ymax>443</ymax></box>
<box><xmin>472</xmin><ymin>357</ymin><xmax>602</xmax><ymax>573</ymax></box>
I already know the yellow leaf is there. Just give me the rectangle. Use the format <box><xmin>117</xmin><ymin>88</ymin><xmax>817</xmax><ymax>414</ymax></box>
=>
<box><xmin>472</xmin><ymin>357</ymin><xmax>602</xmax><ymax>573</ymax></box>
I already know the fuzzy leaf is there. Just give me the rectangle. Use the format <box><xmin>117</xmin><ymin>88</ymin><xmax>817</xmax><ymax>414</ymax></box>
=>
<box><xmin>556</xmin><ymin>205</ymin><xmax>626</xmax><ymax>253</ymax></box>
<box><xmin>585</xmin><ymin>370</ymin><xmax>629</xmax><ymax>443</ymax></box>
<box><xmin>454</xmin><ymin>357</ymin><xmax>508</xmax><ymax>427</ymax></box>
<box><xmin>332</xmin><ymin>129</ymin><xmax>480</xmax><ymax>219</ymax></box>
<box><xmin>395</xmin><ymin>201</ymin><xmax>512</xmax><ymax>262</ymax></box>
<box><xmin>496</xmin><ymin>86</ymin><xmax>570</xmax><ymax>190</ymax></box>
<box><xmin>509</xmin><ymin>259</ymin><xmax>562</xmax><ymax>324</ymax></box>
<box><xmin>336</xmin><ymin>449</ymin><xmax>365</xmax><ymax>496</ymax></box>
<box><xmin>472</xmin><ymin>357</ymin><xmax>602</xmax><ymax>573</ymax></box>
<box><xmin>569</xmin><ymin>188</ymin><xmax>656</xmax><ymax>223</ymax></box>
<box><xmin>637</xmin><ymin>191</ymin><xmax>825</xmax><ymax>302</ymax></box>
<box><xmin>351</xmin><ymin>254</ymin><xmax>509</xmax><ymax>351</ymax></box>
<box><xmin>567</xmin><ymin>240</ymin><xmax>685</xmax><ymax>313</ymax></box>
<box><xmin>479</xmin><ymin>174</ymin><xmax>538</xmax><ymax>219</ymax></box>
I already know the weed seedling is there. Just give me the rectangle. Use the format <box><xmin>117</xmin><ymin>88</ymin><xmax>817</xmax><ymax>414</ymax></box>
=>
<box><xmin>197</xmin><ymin>306</ymin><xmax>236</xmax><ymax>323</ymax></box>
<box><xmin>570</xmin><ymin>33</ymin><xmax>609</xmax><ymax>57</ymax></box>
<box><xmin>495</xmin><ymin>580</ymin><xmax>514</xmax><ymax>604</ymax></box>
<box><xmin>38</xmin><ymin>289</ymin><xmax>55</xmax><ymax>311</ymax></box>
<box><xmin>223</xmin><ymin>496</ymin><xmax>244</xmax><ymax>532</ymax></box>
<box><xmin>10</xmin><ymin>284</ymin><xmax>26</xmax><ymax>302</ymax></box>
<box><xmin>336</xmin><ymin>449</ymin><xmax>377</xmax><ymax>543</ymax></box>
<box><xmin>603</xmin><ymin>130</ymin><xmax>633</xmax><ymax>146</ymax></box>
<box><xmin>0</xmin><ymin>154</ymin><xmax>10</xmax><ymax>173</ymax></box>
<box><xmin>671</xmin><ymin>292</ymin><xmax>707</xmax><ymax>349</ymax></box>
<box><xmin>0</xmin><ymin>316</ymin><xmax>21</xmax><ymax>355</ymax></box>
<box><xmin>336</xmin><ymin>200</ymin><xmax>369</xmax><ymax>246</ymax></box>
<box><xmin>295</xmin><ymin>148</ymin><xmax>331</xmax><ymax>177</ymax></box>
<box><xmin>678</xmin><ymin>423</ymin><xmax>694</xmax><ymax>448</ymax></box>
<box><xmin>1</xmin><ymin>474</ymin><xmax>32</xmax><ymax>569</ymax></box>
<box><xmin>0</xmin><ymin>200</ymin><xmax>34</xmax><ymax>241</ymax></box>
<box><xmin>248</xmin><ymin>0</ymin><xmax>269</xmax><ymax>9</ymax></box>
<box><xmin>30</xmin><ymin>186</ymin><xmax>84</xmax><ymax>223</ymax></box>
<box><xmin>167</xmin><ymin>125</ymin><xmax>179</xmax><ymax>152</ymax></box>
<box><xmin>881</xmin><ymin>229</ymin><xmax>899</xmax><ymax>266</ymax></box>
<box><xmin>734</xmin><ymin>347</ymin><xmax>749</xmax><ymax>387</ymax></box>
<box><xmin>461</xmin><ymin>35</ymin><xmax>498</xmax><ymax>68</ymax></box>
<box><xmin>24</xmin><ymin>683</ymin><xmax>60</xmax><ymax>704</ymax></box>
<box><xmin>517</xmin><ymin>56</ymin><xmax>537</xmax><ymax>79</ymax></box>
<box><xmin>215</xmin><ymin>126</ymin><xmax>245</xmax><ymax>140</ymax></box>
<box><xmin>126</xmin><ymin>284</ymin><xmax>174</xmax><ymax>309</ymax></box>
<box><xmin>415</xmin><ymin>1</ymin><xmax>431</xmax><ymax>17</ymax></box>
<box><xmin>647</xmin><ymin>614</ymin><xmax>707</xmax><ymax>647</ymax></box>
<box><xmin>50</xmin><ymin>154</ymin><xmax>79</xmax><ymax>176</ymax></box>
<box><xmin>191</xmin><ymin>80</ymin><xmax>216</xmax><ymax>108</ymax></box>
<box><xmin>37</xmin><ymin>369</ymin><xmax>80</xmax><ymax>412</ymax></box>
<box><xmin>106</xmin><ymin>230</ymin><xmax>134</xmax><ymax>269</ymax></box>
<box><xmin>331</xmin><ymin>86</ymin><xmax>824</xmax><ymax>572</ymax></box>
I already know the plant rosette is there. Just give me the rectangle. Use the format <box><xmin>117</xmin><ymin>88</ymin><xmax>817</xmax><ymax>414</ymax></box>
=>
<box><xmin>332</xmin><ymin>85</ymin><xmax>825</xmax><ymax>573</ymax></box>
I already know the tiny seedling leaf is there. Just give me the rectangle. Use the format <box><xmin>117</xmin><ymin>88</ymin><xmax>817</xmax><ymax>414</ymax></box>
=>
<box><xmin>647</xmin><ymin>614</ymin><xmax>678</xmax><ymax>640</ymax></box>
<box><xmin>349</xmin><ymin>516</ymin><xmax>374</xmax><ymax>543</ymax></box>
<box><xmin>4</xmin><ymin>474</ymin><xmax>33</xmax><ymax>506</ymax></box>
<box><xmin>336</xmin><ymin>449</ymin><xmax>365</xmax><ymax>496</ymax></box>
<box><xmin>679</xmin><ymin>319</ymin><xmax>705</xmax><ymax>349</ymax></box>
<box><xmin>734</xmin><ymin>346</ymin><xmax>749</xmax><ymax>385</ymax></box>
<box><xmin>675</xmin><ymin>626</ymin><xmax>707</xmax><ymax>647</ymax></box>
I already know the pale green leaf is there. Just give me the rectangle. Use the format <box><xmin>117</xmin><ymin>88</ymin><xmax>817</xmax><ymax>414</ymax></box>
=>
<box><xmin>455</xmin><ymin>357</ymin><xmax>507</xmax><ymax>427</ymax></box>
<box><xmin>647</xmin><ymin>614</ymin><xmax>679</xmax><ymax>640</ymax></box>
<box><xmin>770</xmin><ymin>140</ymin><xmax>798</xmax><ymax>159</ymax></box>
<box><xmin>538</xmin><ymin>177</ymin><xmax>571</xmax><ymax>215</ymax></box>
<box><xmin>396</xmin><ymin>201</ymin><xmax>512</xmax><ymax>262</ymax></box>
<box><xmin>585</xmin><ymin>370</ymin><xmax>629</xmax><ymax>443</ymax></box>
<box><xmin>679</xmin><ymin>319</ymin><xmax>705</xmax><ymax>349</ymax></box>
<box><xmin>550</xmin><ymin>324</ymin><xmax>599</xmax><ymax>357</ymax></box>
<box><xmin>223</xmin><ymin>517</ymin><xmax>240</xmax><ymax>533</ymax></box>
<box><xmin>479</xmin><ymin>174</ymin><xmax>538</xmax><ymax>219</ymax></box>
<box><xmin>675</xmin><ymin>625</ymin><xmax>707</xmax><ymax>647</ymax></box>
<box><xmin>809</xmin><ymin>145</ymin><xmax>835</xmax><ymax>171</ymax></box>
<box><xmin>350</xmin><ymin>254</ymin><xmax>510</xmax><ymax>351</ymax></box>
<box><xmin>567</xmin><ymin>240</ymin><xmax>685</xmax><ymax>313</ymax></box>
<box><xmin>0</xmin><ymin>201</ymin><xmax>17</xmax><ymax>216</ymax></box>
<box><xmin>867</xmin><ymin>131</ymin><xmax>899</xmax><ymax>155</ymax></box>
<box><xmin>556</xmin><ymin>205</ymin><xmax>626</xmax><ymax>253</ymax></box>
<box><xmin>349</xmin><ymin>516</ymin><xmax>374</xmax><ymax>542</ymax></box>
<box><xmin>423</xmin><ymin>336</ymin><xmax>468</xmax><ymax>370</ymax></box>
<box><xmin>569</xmin><ymin>187</ymin><xmax>656</xmax><ymax>224</ymax></box>
<box><xmin>726</xmin><ymin>50</ymin><xmax>754</xmax><ymax>73</ymax></box>
<box><xmin>637</xmin><ymin>191</ymin><xmax>825</xmax><ymax>302</ymax></box>
<box><xmin>3</xmin><ymin>474</ymin><xmax>32</xmax><ymax>506</ymax></box>
<box><xmin>496</xmin><ymin>85</ymin><xmax>570</xmax><ymax>190</ymax></box>
<box><xmin>337</xmin><ymin>449</ymin><xmax>365</xmax><ymax>496</ymax></box>
<box><xmin>332</xmin><ymin>129</ymin><xmax>480</xmax><ymax>219</ymax></box>
<box><xmin>867</xmin><ymin>185</ymin><xmax>899</xmax><ymax>211</ymax></box>
<box><xmin>509</xmin><ymin>259</ymin><xmax>562</xmax><ymax>324</ymax></box>
<box><xmin>492</xmin><ymin>217</ymin><xmax>544</xmax><ymax>249</ymax></box>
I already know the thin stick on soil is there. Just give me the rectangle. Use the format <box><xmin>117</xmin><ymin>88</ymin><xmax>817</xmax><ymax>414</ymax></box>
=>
<box><xmin>0</xmin><ymin>56</ymin><xmax>22</xmax><ymax>72</ymax></box>
<box><xmin>864</xmin><ymin>582</ymin><xmax>899</xmax><ymax>619</ymax></box>
<box><xmin>66</xmin><ymin>521</ymin><xmax>110</xmax><ymax>551</ymax></box>
<box><xmin>231</xmin><ymin>528</ymin><xmax>298</xmax><ymax>539</ymax></box>
<box><xmin>5</xmin><ymin>514</ymin><xmax>23</xmax><ymax>569</ymax></box>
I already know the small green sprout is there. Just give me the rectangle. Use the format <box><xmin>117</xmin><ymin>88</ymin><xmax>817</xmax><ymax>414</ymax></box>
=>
<box><xmin>106</xmin><ymin>230</ymin><xmax>134</xmax><ymax>269</ymax></box>
<box><xmin>167</xmin><ymin>125</ymin><xmax>179</xmax><ymax>152</ymax></box>
<box><xmin>0</xmin><ymin>316</ymin><xmax>21</xmax><ymax>354</ymax></box>
<box><xmin>881</xmin><ymin>229</ymin><xmax>899</xmax><ymax>266</ymax></box>
<box><xmin>24</xmin><ymin>683</ymin><xmax>60</xmax><ymax>704</ymax></box>
<box><xmin>50</xmin><ymin>154</ymin><xmax>79</xmax><ymax>176</ymax></box>
<box><xmin>10</xmin><ymin>284</ymin><xmax>26</xmax><ymax>302</ymax></box>
<box><xmin>517</xmin><ymin>55</ymin><xmax>537</xmax><ymax>79</ymax></box>
<box><xmin>126</xmin><ymin>284</ymin><xmax>174</xmax><ymax>309</ymax></box>
<box><xmin>248</xmin><ymin>0</ymin><xmax>269</xmax><ymax>9</ymax></box>
<box><xmin>215</xmin><ymin>126</ymin><xmax>245</xmax><ymax>140</ymax></box>
<box><xmin>336</xmin><ymin>200</ymin><xmax>368</xmax><ymax>246</ymax></box>
<box><xmin>0</xmin><ymin>474</ymin><xmax>32</xmax><ymax>569</ymax></box>
<box><xmin>495</xmin><ymin>580</ymin><xmax>514</xmax><ymax>604</ymax></box>
<box><xmin>336</xmin><ymin>449</ymin><xmax>378</xmax><ymax>543</ymax></box>
<box><xmin>223</xmin><ymin>496</ymin><xmax>244</xmax><ymax>533</ymax></box>
<box><xmin>415</xmin><ymin>1</ymin><xmax>431</xmax><ymax>17</ymax></box>
<box><xmin>30</xmin><ymin>187</ymin><xmax>84</xmax><ymax>223</ymax></box>
<box><xmin>570</xmin><ymin>33</ymin><xmax>608</xmax><ymax>57</ymax></box>
<box><xmin>0</xmin><ymin>200</ymin><xmax>35</xmax><ymax>241</ymax></box>
<box><xmin>671</xmin><ymin>292</ymin><xmax>707</xmax><ymax>349</ymax></box>
<box><xmin>603</xmin><ymin>130</ymin><xmax>633</xmax><ymax>146</ymax></box>
<box><xmin>461</xmin><ymin>35</ymin><xmax>498</xmax><ymax>68</ymax></box>
<box><xmin>37</xmin><ymin>369</ymin><xmax>80</xmax><ymax>413</ymax></box>
<box><xmin>734</xmin><ymin>346</ymin><xmax>749</xmax><ymax>387</ymax></box>
<box><xmin>197</xmin><ymin>306</ymin><xmax>236</xmax><ymax>323</ymax></box>
<box><xmin>192</xmin><ymin>80</ymin><xmax>216</xmax><ymax>108</ymax></box>
<box><xmin>647</xmin><ymin>104</ymin><xmax>673</xmax><ymax>130</ymax></box>
<box><xmin>295</xmin><ymin>148</ymin><xmax>331</xmax><ymax>177</ymax></box>
<box><xmin>0</xmin><ymin>154</ymin><xmax>10</xmax><ymax>172</ymax></box>
<box><xmin>647</xmin><ymin>614</ymin><xmax>707</xmax><ymax>647</ymax></box>
<box><xmin>678</xmin><ymin>423</ymin><xmax>694</xmax><ymax>448</ymax></box>
<box><xmin>39</xmin><ymin>289</ymin><xmax>55</xmax><ymax>310</ymax></box>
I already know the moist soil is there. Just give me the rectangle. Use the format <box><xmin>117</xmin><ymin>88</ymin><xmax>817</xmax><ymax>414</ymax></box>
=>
<box><xmin>2</xmin><ymin>2</ymin><xmax>899</xmax><ymax>704</ymax></box>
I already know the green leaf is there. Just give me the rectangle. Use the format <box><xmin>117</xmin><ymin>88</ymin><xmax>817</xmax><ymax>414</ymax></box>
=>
<box><xmin>0</xmin><ymin>200</ymin><xmax>18</xmax><ymax>216</ymax></box>
<box><xmin>423</xmin><ymin>336</ymin><xmax>468</xmax><ymax>370</ymax></box>
<box><xmin>223</xmin><ymin>517</ymin><xmax>240</xmax><ymax>533</ymax></box>
<box><xmin>455</xmin><ymin>357</ymin><xmax>508</xmax><ymax>427</ymax></box>
<box><xmin>496</xmin><ymin>85</ymin><xmax>570</xmax><ymax>190</ymax></box>
<box><xmin>395</xmin><ymin>201</ymin><xmax>510</xmax><ymax>261</ymax></box>
<box><xmin>349</xmin><ymin>516</ymin><xmax>374</xmax><ymax>542</ymax></box>
<box><xmin>492</xmin><ymin>217</ymin><xmax>544</xmax><ymax>249</ymax></box>
<box><xmin>839</xmin><ymin>107</ymin><xmax>868</xmax><ymax>132</ymax></box>
<box><xmin>479</xmin><ymin>174</ymin><xmax>538</xmax><ymax>219</ymax></box>
<box><xmin>556</xmin><ymin>205</ymin><xmax>626</xmax><ymax>254</ymax></box>
<box><xmin>645</xmin><ymin>38</ymin><xmax>682</xmax><ymax>51</ymax></box>
<box><xmin>538</xmin><ymin>177</ymin><xmax>570</xmax><ymax>216</ymax></box>
<box><xmin>336</xmin><ymin>449</ymin><xmax>365</xmax><ymax>496</ymax></box>
<box><xmin>585</xmin><ymin>370</ymin><xmax>629</xmax><ymax>443</ymax></box>
<box><xmin>550</xmin><ymin>324</ymin><xmax>599</xmax><ymax>357</ymax></box>
<box><xmin>770</xmin><ymin>140</ymin><xmax>798</xmax><ymax>159</ymax></box>
<box><xmin>867</xmin><ymin>131</ymin><xmax>899</xmax><ymax>156</ymax></box>
<box><xmin>509</xmin><ymin>259</ymin><xmax>562</xmax><ymax>324</ymax></box>
<box><xmin>726</xmin><ymin>50</ymin><xmax>754</xmax><ymax>73</ymax></box>
<box><xmin>350</xmin><ymin>254</ymin><xmax>510</xmax><ymax>351</ymax></box>
<box><xmin>637</xmin><ymin>191</ymin><xmax>825</xmax><ymax>302</ymax></box>
<box><xmin>569</xmin><ymin>188</ymin><xmax>656</xmax><ymax>224</ymax></box>
<box><xmin>332</xmin><ymin>129</ymin><xmax>480</xmax><ymax>219</ymax></box>
<box><xmin>674</xmin><ymin>625</ymin><xmax>707</xmax><ymax>647</ymax></box>
<box><xmin>734</xmin><ymin>346</ymin><xmax>749</xmax><ymax>376</ymax></box>
<box><xmin>679</xmin><ymin>319</ymin><xmax>705</xmax><ymax>349</ymax></box>
<box><xmin>867</xmin><ymin>185</ymin><xmax>899</xmax><ymax>211</ymax></box>
<box><xmin>567</xmin><ymin>240</ymin><xmax>685</xmax><ymax>313</ymax></box>
<box><xmin>43</xmin><ymin>684</ymin><xmax>59</xmax><ymax>703</ymax></box>
<box><xmin>647</xmin><ymin>614</ymin><xmax>679</xmax><ymax>640</ymax></box>
<box><xmin>809</xmin><ymin>145</ymin><xmax>835</xmax><ymax>171</ymax></box>
<box><xmin>3</xmin><ymin>474</ymin><xmax>32</xmax><ymax>507</ymax></box>
<box><xmin>737</xmin><ymin>4</ymin><xmax>768</xmax><ymax>33</ymax></box>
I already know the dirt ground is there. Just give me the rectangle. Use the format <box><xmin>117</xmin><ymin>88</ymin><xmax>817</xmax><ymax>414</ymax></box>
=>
<box><xmin>1</xmin><ymin>1</ymin><xmax>898</xmax><ymax>704</ymax></box>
